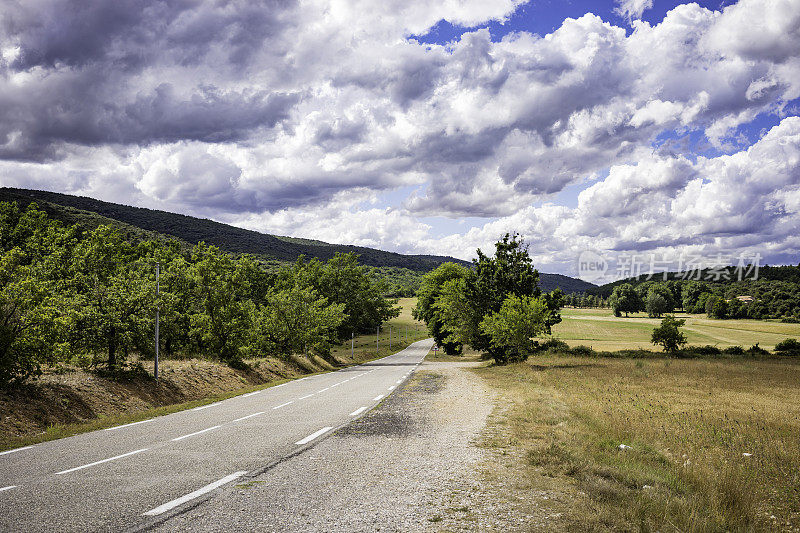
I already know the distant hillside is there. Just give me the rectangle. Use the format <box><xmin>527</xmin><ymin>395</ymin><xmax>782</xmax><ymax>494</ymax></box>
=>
<box><xmin>0</xmin><ymin>187</ymin><xmax>595</xmax><ymax>292</ymax></box>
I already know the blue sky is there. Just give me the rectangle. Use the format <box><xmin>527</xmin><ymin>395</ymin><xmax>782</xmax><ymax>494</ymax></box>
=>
<box><xmin>0</xmin><ymin>0</ymin><xmax>798</xmax><ymax>279</ymax></box>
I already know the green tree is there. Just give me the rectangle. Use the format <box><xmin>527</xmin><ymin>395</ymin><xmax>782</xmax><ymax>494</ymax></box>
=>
<box><xmin>187</xmin><ymin>243</ymin><xmax>253</xmax><ymax>363</ymax></box>
<box><xmin>249</xmin><ymin>285</ymin><xmax>346</xmax><ymax>358</ymax></box>
<box><xmin>651</xmin><ymin>315</ymin><xmax>687</xmax><ymax>353</ymax></box>
<box><xmin>610</xmin><ymin>283</ymin><xmax>643</xmax><ymax>317</ymax></box>
<box><xmin>682</xmin><ymin>281</ymin><xmax>711</xmax><ymax>313</ymax></box>
<box><xmin>412</xmin><ymin>262</ymin><xmax>470</xmax><ymax>354</ymax></box>
<box><xmin>645</xmin><ymin>283</ymin><xmax>675</xmax><ymax>318</ymax></box>
<box><xmin>479</xmin><ymin>295</ymin><xmax>551</xmax><ymax>363</ymax></box>
<box><xmin>0</xmin><ymin>248</ymin><xmax>68</xmax><ymax>385</ymax></box>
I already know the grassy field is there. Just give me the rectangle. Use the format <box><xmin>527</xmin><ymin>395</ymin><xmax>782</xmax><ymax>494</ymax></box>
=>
<box><xmin>474</xmin><ymin>355</ymin><xmax>800</xmax><ymax>531</ymax></box>
<box><xmin>553</xmin><ymin>308</ymin><xmax>800</xmax><ymax>351</ymax></box>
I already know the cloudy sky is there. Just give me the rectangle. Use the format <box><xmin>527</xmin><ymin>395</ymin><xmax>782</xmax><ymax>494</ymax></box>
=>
<box><xmin>1</xmin><ymin>0</ymin><xmax>799</xmax><ymax>277</ymax></box>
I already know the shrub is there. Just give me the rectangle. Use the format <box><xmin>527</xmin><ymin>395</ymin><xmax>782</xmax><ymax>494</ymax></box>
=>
<box><xmin>569</xmin><ymin>345</ymin><xmax>595</xmax><ymax>356</ymax></box>
<box><xmin>690</xmin><ymin>345</ymin><xmax>722</xmax><ymax>356</ymax></box>
<box><xmin>746</xmin><ymin>344</ymin><xmax>769</xmax><ymax>356</ymax></box>
<box><xmin>538</xmin><ymin>338</ymin><xmax>570</xmax><ymax>352</ymax></box>
<box><xmin>774</xmin><ymin>338</ymin><xmax>800</xmax><ymax>356</ymax></box>
<box><xmin>780</xmin><ymin>317</ymin><xmax>800</xmax><ymax>324</ymax></box>
<box><xmin>722</xmin><ymin>346</ymin><xmax>745</xmax><ymax>355</ymax></box>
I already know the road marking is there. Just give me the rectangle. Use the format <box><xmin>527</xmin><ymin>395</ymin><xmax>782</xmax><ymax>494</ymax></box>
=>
<box><xmin>373</xmin><ymin>395</ymin><xmax>384</xmax><ymax>401</ymax></box>
<box><xmin>56</xmin><ymin>448</ymin><xmax>149</xmax><ymax>475</ymax></box>
<box><xmin>192</xmin><ymin>402</ymin><xmax>221</xmax><ymax>412</ymax></box>
<box><xmin>104</xmin><ymin>419</ymin><xmax>154</xmax><ymax>432</ymax></box>
<box><xmin>171</xmin><ymin>426</ymin><xmax>221</xmax><ymax>442</ymax></box>
<box><xmin>273</xmin><ymin>401</ymin><xmax>293</xmax><ymax>410</ymax></box>
<box><xmin>0</xmin><ymin>485</ymin><xmax>17</xmax><ymax>492</ymax></box>
<box><xmin>317</xmin><ymin>387</ymin><xmax>330</xmax><ymax>393</ymax></box>
<box><xmin>298</xmin><ymin>394</ymin><xmax>314</xmax><ymax>400</ymax></box>
<box><xmin>233</xmin><ymin>412</ymin><xmax>264</xmax><ymax>422</ymax></box>
<box><xmin>349</xmin><ymin>407</ymin><xmax>367</xmax><ymax>416</ymax></box>
<box><xmin>0</xmin><ymin>445</ymin><xmax>33</xmax><ymax>456</ymax></box>
<box><xmin>388</xmin><ymin>386</ymin><xmax>395</xmax><ymax>390</ymax></box>
<box><xmin>296</xmin><ymin>427</ymin><xmax>333</xmax><ymax>445</ymax></box>
<box><xmin>143</xmin><ymin>471</ymin><xmax>248</xmax><ymax>516</ymax></box>
<box><xmin>395</xmin><ymin>379</ymin><xmax>403</xmax><ymax>384</ymax></box>
<box><xmin>241</xmin><ymin>390</ymin><xmax>263</xmax><ymax>398</ymax></box>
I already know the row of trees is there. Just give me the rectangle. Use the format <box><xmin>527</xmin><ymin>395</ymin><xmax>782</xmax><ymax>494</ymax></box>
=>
<box><xmin>0</xmin><ymin>202</ymin><xmax>399</xmax><ymax>385</ymax></box>
<box><xmin>563</xmin><ymin>293</ymin><xmax>610</xmax><ymax>308</ymax></box>
<box><xmin>413</xmin><ymin>234</ymin><xmax>562</xmax><ymax>364</ymax></box>
<box><xmin>605</xmin><ymin>277</ymin><xmax>800</xmax><ymax>320</ymax></box>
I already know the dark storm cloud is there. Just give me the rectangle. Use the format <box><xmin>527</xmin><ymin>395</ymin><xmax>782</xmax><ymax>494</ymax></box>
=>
<box><xmin>0</xmin><ymin>0</ymin><xmax>299</xmax><ymax>160</ymax></box>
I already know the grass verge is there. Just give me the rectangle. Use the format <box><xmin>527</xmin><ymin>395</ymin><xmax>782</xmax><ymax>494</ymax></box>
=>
<box><xmin>473</xmin><ymin>354</ymin><xmax>800</xmax><ymax>531</ymax></box>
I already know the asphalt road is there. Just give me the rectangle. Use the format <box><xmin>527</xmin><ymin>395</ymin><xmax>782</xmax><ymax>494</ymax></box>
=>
<box><xmin>0</xmin><ymin>338</ymin><xmax>433</xmax><ymax>532</ymax></box>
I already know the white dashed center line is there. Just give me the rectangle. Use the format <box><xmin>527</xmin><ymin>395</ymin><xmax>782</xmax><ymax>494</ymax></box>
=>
<box><xmin>56</xmin><ymin>448</ymin><xmax>149</xmax><ymax>475</ymax></box>
<box><xmin>233</xmin><ymin>412</ymin><xmax>264</xmax><ymax>422</ymax></box>
<box><xmin>388</xmin><ymin>386</ymin><xmax>395</xmax><ymax>390</ymax></box>
<box><xmin>273</xmin><ymin>401</ymin><xmax>293</xmax><ymax>410</ymax></box>
<box><xmin>0</xmin><ymin>486</ymin><xmax>17</xmax><ymax>492</ymax></box>
<box><xmin>296</xmin><ymin>427</ymin><xmax>333</xmax><ymax>445</ymax></box>
<box><xmin>171</xmin><ymin>426</ymin><xmax>221</xmax><ymax>442</ymax></box>
<box><xmin>298</xmin><ymin>394</ymin><xmax>314</xmax><ymax>400</ymax></box>
<box><xmin>143</xmin><ymin>471</ymin><xmax>248</xmax><ymax>516</ymax></box>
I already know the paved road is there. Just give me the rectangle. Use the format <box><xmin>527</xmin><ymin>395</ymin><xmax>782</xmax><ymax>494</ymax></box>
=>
<box><xmin>0</xmin><ymin>339</ymin><xmax>433</xmax><ymax>532</ymax></box>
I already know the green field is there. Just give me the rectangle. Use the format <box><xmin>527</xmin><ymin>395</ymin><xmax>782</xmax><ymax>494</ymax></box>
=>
<box><xmin>553</xmin><ymin>308</ymin><xmax>800</xmax><ymax>351</ymax></box>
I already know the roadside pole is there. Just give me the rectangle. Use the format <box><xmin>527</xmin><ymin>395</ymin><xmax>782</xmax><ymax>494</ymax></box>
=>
<box><xmin>376</xmin><ymin>326</ymin><xmax>379</xmax><ymax>354</ymax></box>
<box><xmin>389</xmin><ymin>326</ymin><xmax>392</xmax><ymax>350</ymax></box>
<box><xmin>154</xmin><ymin>262</ymin><xmax>160</xmax><ymax>381</ymax></box>
<box><xmin>351</xmin><ymin>331</ymin><xmax>354</xmax><ymax>358</ymax></box>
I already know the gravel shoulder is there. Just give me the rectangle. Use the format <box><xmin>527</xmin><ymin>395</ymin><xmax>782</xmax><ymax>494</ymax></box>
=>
<box><xmin>153</xmin><ymin>360</ymin><xmax>517</xmax><ymax>532</ymax></box>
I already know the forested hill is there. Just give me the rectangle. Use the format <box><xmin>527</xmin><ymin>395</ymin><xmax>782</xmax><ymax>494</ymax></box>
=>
<box><xmin>0</xmin><ymin>187</ymin><xmax>596</xmax><ymax>292</ymax></box>
<box><xmin>0</xmin><ymin>188</ymin><xmax>467</xmax><ymax>270</ymax></box>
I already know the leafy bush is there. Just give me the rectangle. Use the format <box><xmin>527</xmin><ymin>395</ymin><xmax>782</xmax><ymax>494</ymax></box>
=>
<box><xmin>722</xmin><ymin>346</ymin><xmax>745</xmax><ymax>355</ymax></box>
<box><xmin>746</xmin><ymin>344</ymin><xmax>769</xmax><ymax>356</ymax></box>
<box><xmin>774</xmin><ymin>338</ymin><xmax>800</xmax><ymax>356</ymax></box>
<box><xmin>569</xmin><ymin>345</ymin><xmax>595</xmax><ymax>356</ymax></box>
<box><xmin>651</xmin><ymin>315</ymin><xmax>688</xmax><ymax>353</ymax></box>
<box><xmin>538</xmin><ymin>338</ymin><xmax>570</xmax><ymax>352</ymax></box>
<box><xmin>689</xmin><ymin>345</ymin><xmax>722</xmax><ymax>356</ymax></box>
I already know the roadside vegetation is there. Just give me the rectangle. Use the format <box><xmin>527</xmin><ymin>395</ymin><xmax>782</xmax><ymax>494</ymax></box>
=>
<box><xmin>0</xmin><ymin>201</ymin><xmax>402</xmax><ymax>386</ymax></box>
<box><xmin>473</xmin><ymin>352</ymin><xmax>800</xmax><ymax>531</ymax></box>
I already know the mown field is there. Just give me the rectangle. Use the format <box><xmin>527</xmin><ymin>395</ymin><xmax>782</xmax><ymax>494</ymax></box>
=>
<box><xmin>554</xmin><ymin>308</ymin><xmax>800</xmax><ymax>351</ymax></box>
<box><xmin>475</xmin><ymin>355</ymin><xmax>800</xmax><ymax>531</ymax></box>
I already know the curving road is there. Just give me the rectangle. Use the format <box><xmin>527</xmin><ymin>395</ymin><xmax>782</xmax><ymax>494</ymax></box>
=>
<box><xmin>0</xmin><ymin>338</ymin><xmax>433</xmax><ymax>532</ymax></box>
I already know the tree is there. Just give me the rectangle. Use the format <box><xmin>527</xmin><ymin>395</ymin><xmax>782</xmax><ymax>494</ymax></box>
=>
<box><xmin>249</xmin><ymin>285</ymin><xmax>346</xmax><ymax>358</ymax></box>
<box><xmin>645</xmin><ymin>284</ymin><xmax>675</xmax><ymax>318</ymax></box>
<box><xmin>412</xmin><ymin>262</ymin><xmax>470</xmax><ymax>354</ymax></box>
<box><xmin>651</xmin><ymin>315</ymin><xmax>687</xmax><ymax>353</ymax></box>
<box><xmin>706</xmin><ymin>295</ymin><xmax>728</xmax><ymax>319</ymax></box>
<box><xmin>682</xmin><ymin>281</ymin><xmax>711</xmax><ymax>313</ymax></box>
<box><xmin>0</xmin><ymin>248</ymin><xmax>68</xmax><ymax>385</ymax></box>
<box><xmin>479</xmin><ymin>295</ymin><xmax>551</xmax><ymax>364</ymax></box>
<box><xmin>187</xmin><ymin>243</ymin><xmax>253</xmax><ymax>363</ymax></box>
<box><xmin>610</xmin><ymin>283</ymin><xmax>643</xmax><ymax>317</ymax></box>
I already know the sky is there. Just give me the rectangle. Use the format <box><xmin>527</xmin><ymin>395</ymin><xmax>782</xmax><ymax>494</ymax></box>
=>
<box><xmin>0</xmin><ymin>0</ymin><xmax>799</xmax><ymax>280</ymax></box>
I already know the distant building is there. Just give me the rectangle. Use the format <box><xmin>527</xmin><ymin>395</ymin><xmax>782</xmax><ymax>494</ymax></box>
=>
<box><xmin>735</xmin><ymin>295</ymin><xmax>754</xmax><ymax>303</ymax></box>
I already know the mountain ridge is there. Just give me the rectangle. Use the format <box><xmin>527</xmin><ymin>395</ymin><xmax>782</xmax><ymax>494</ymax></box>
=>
<box><xmin>0</xmin><ymin>187</ymin><xmax>596</xmax><ymax>293</ymax></box>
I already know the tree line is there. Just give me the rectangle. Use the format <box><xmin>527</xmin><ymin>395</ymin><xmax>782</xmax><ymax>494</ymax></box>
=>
<box><xmin>0</xmin><ymin>202</ymin><xmax>399</xmax><ymax>386</ymax></box>
<box><xmin>608</xmin><ymin>278</ymin><xmax>800</xmax><ymax>320</ymax></box>
<box><xmin>413</xmin><ymin>234</ymin><xmax>563</xmax><ymax>365</ymax></box>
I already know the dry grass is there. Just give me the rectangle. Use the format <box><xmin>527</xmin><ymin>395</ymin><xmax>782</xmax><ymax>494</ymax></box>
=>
<box><xmin>555</xmin><ymin>308</ymin><xmax>800</xmax><ymax>351</ymax></box>
<box><xmin>474</xmin><ymin>355</ymin><xmax>800</xmax><ymax>531</ymax></box>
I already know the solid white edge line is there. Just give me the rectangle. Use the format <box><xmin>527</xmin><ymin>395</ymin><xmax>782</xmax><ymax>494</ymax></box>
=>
<box><xmin>143</xmin><ymin>471</ymin><xmax>248</xmax><ymax>516</ymax></box>
<box><xmin>395</xmin><ymin>380</ymin><xmax>402</xmax><ymax>384</ymax></box>
<box><xmin>373</xmin><ymin>395</ymin><xmax>384</xmax><ymax>401</ymax></box>
<box><xmin>273</xmin><ymin>401</ymin><xmax>293</xmax><ymax>409</ymax></box>
<box><xmin>388</xmin><ymin>386</ymin><xmax>395</xmax><ymax>390</ymax></box>
<box><xmin>55</xmin><ymin>448</ymin><xmax>149</xmax><ymax>475</ymax></box>
<box><xmin>0</xmin><ymin>485</ymin><xmax>16</xmax><ymax>492</ymax></box>
<box><xmin>171</xmin><ymin>425</ymin><xmax>221</xmax><ymax>442</ymax></box>
<box><xmin>0</xmin><ymin>445</ymin><xmax>33</xmax><ymax>456</ymax></box>
<box><xmin>295</xmin><ymin>426</ymin><xmax>333</xmax><ymax>445</ymax></box>
<box><xmin>241</xmin><ymin>390</ymin><xmax>263</xmax><ymax>398</ymax></box>
<box><xmin>349</xmin><ymin>407</ymin><xmax>367</xmax><ymax>416</ymax></box>
<box><xmin>104</xmin><ymin>419</ymin><xmax>154</xmax><ymax>432</ymax></box>
<box><xmin>233</xmin><ymin>411</ymin><xmax>264</xmax><ymax>422</ymax></box>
